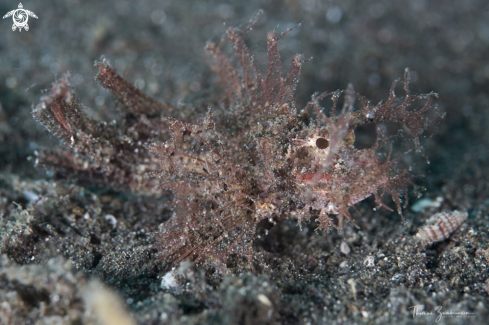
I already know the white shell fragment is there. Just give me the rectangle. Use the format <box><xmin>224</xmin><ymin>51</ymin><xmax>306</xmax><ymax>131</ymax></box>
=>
<box><xmin>160</xmin><ymin>269</ymin><xmax>178</xmax><ymax>290</ymax></box>
<box><xmin>257</xmin><ymin>293</ymin><xmax>272</xmax><ymax>307</ymax></box>
<box><xmin>104</xmin><ymin>214</ymin><xmax>117</xmax><ymax>228</ymax></box>
<box><xmin>363</xmin><ymin>256</ymin><xmax>375</xmax><ymax>267</ymax></box>
<box><xmin>340</xmin><ymin>241</ymin><xmax>351</xmax><ymax>255</ymax></box>
<box><xmin>416</xmin><ymin>210</ymin><xmax>468</xmax><ymax>244</ymax></box>
<box><xmin>411</xmin><ymin>196</ymin><xmax>443</xmax><ymax>212</ymax></box>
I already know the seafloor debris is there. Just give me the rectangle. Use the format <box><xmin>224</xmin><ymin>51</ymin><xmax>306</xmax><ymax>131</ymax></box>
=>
<box><xmin>415</xmin><ymin>210</ymin><xmax>468</xmax><ymax>244</ymax></box>
<box><xmin>363</xmin><ymin>255</ymin><xmax>375</xmax><ymax>267</ymax></box>
<box><xmin>32</xmin><ymin>10</ymin><xmax>442</xmax><ymax>271</ymax></box>
<box><xmin>83</xmin><ymin>280</ymin><xmax>136</xmax><ymax>325</ymax></box>
<box><xmin>410</xmin><ymin>196</ymin><xmax>444</xmax><ymax>212</ymax></box>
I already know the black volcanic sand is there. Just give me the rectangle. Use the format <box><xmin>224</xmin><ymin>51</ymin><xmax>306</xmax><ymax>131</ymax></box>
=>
<box><xmin>0</xmin><ymin>0</ymin><xmax>488</xmax><ymax>324</ymax></box>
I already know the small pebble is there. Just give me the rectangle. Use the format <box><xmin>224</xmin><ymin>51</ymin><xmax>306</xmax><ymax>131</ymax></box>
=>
<box><xmin>340</xmin><ymin>241</ymin><xmax>351</xmax><ymax>255</ymax></box>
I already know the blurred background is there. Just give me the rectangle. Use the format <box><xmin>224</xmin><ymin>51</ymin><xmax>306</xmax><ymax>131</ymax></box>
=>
<box><xmin>1</xmin><ymin>1</ymin><xmax>489</xmax><ymax>324</ymax></box>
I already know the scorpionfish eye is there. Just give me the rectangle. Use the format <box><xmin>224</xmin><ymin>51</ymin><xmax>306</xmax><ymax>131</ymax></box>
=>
<box><xmin>316</xmin><ymin>137</ymin><xmax>329</xmax><ymax>149</ymax></box>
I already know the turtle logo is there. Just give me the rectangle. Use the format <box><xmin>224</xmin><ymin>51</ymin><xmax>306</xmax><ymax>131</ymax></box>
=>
<box><xmin>3</xmin><ymin>3</ymin><xmax>38</xmax><ymax>32</ymax></box>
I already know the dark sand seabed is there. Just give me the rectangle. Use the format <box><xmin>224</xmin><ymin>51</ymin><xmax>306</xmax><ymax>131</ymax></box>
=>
<box><xmin>0</xmin><ymin>0</ymin><xmax>488</xmax><ymax>324</ymax></box>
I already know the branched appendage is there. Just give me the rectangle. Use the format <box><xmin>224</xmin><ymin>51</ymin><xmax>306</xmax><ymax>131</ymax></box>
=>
<box><xmin>32</xmin><ymin>74</ymin><xmax>81</xmax><ymax>146</ymax></box>
<box><xmin>95</xmin><ymin>57</ymin><xmax>174</xmax><ymax>116</ymax></box>
<box><xmin>349</xmin><ymin>68</ymin><xmax>444</xmax><ymax>151</ymax></box>
<box><xmin>33</xmin><ymin>62</ymin><xmax>169</xmax><ymax>193</ymax></box>
<box><xmin>206</xmin><ymin>11</ymin><xmax>302</xmax><ymax>115</ymax></box>
<box><xmin>204</xmin><ymin>9</ymin><xmax>265</xmax><ymax>104</ymax></box>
